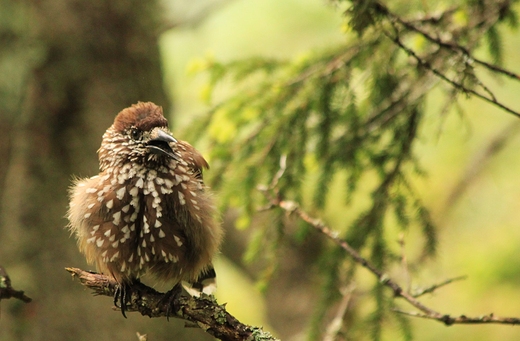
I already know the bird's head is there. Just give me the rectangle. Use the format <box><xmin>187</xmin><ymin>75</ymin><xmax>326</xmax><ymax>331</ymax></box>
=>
<box><xmin>98</xmin><ymin>102</ymin><xmax>179</xmax><ymax>171</ymax></box>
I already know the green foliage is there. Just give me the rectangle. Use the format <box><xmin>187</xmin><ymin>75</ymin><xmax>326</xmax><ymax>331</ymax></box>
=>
<box><xmin>393</xmin><ymin>309</ymin><xmax>414</xmax><ymax>341</ymax></box>
<box><xmin>347</xmin><ymin>0</ymin><xmax>382</xmax><ymax>35</ymax></box>
<box><xmin>485</xmin><ymin>26</ymin><xmax>502</xmax><ymax>64</ymax></box>
<box><xmin>307</xmin><ymin>246</ymin><xmax>346</xmax><ymax>340</ymax></box>
<box><xmin>187</xmin><ymin>0</ymin><xmax>519</xmax><ymax>339</ymax></box>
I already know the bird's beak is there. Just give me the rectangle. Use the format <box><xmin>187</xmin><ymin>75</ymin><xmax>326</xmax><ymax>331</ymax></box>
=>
<box><xmin>147</xmin><ymin>129</ymin><xmax>179</xmax><ymax>160</ymax></box>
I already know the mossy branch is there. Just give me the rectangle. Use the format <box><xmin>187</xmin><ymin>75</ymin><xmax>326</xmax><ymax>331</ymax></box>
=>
<box><xmin>65</xmin><ymin>267</ymin><xmax>278</xmax><ymax>341</ymax></box>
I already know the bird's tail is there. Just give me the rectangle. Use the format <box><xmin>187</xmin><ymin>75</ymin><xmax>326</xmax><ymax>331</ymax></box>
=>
<box><xmin>182</xmin><ymin>265</ymin><xmax>217</xmax><ymax>296</ymax></box>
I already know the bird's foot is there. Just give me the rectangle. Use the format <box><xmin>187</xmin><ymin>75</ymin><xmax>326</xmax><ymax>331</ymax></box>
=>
<box><xmin>113</xmin><ymin>279</ymin><xmax>140</xmax><ymax>318</ymax></box>
<box><xmin>160</xmin><ymin>283</ymin><xmax>183</xmax><ymax>321</ymax></box>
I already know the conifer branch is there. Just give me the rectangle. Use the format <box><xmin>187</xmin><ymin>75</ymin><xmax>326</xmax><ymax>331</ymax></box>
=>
<box><xmin>258</xmin><ymin>178</ymin><xmax>520</xmax><ymax>326</ymax></box>
<box><xmin>384</xmin><ymin>29</ymin><xmax>520</xmax><ymax>119</ymax></box>
<box><xmin>377</xmin><ymin>1</ymin><xmax>520</xmax><ymax>81</ymax></box>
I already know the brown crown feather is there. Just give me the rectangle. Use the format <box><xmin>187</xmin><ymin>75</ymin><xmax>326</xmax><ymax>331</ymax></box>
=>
<box><xmin>113</xmin><ymin>102</ymin><xmax>169</xmax><ymax>132</ymax></box>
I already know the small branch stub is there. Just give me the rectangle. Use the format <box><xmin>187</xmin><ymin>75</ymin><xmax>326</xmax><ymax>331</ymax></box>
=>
<box><xmin>0</xmin><ymin>265</ymin><xmax>32</xmax><ymax>303</ymax></box>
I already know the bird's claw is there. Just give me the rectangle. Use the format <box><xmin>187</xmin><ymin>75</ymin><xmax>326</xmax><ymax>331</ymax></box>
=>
<box><xmin>113</xmin><ymin>281</ymin><xmax>138</xmax><ymax>318</ymax></box>
<box><xmin>161</xmin><ymin>283</ymin><xmax>183</xmax><ymax>321</ymax></box>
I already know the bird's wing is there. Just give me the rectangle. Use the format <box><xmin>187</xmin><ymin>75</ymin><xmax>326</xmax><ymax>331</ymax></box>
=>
<box><xmin>177</xmin><ymin>140</ymin><xmax>209</xmax><ymax>180</ymax></box>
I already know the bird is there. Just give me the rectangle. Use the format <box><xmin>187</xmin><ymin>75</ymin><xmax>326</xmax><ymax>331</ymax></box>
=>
<box><xmin>67</xmin><ymin>102</ymin><xmax>223</xmax><ymax>316</ymax></box>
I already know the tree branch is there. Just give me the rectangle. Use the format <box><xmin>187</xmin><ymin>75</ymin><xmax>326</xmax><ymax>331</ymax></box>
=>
<box><xmin>411</xmin><ymin>276</ymin><xmax>467</xmax><ymax>298</ymax></box>
<box><xmin>258</xmin><ymin>187</ymin><xmax>520</xmax><ymax>326</ymax></box>
<box><xmin>379</xmin><ymin>1</ymin><xmax>520</xmax><ymax>81</ymax></box>
<box><xmin>384</xmin><ymin>28</ymin><xmax>520</xmax><ymax>119</ymax></box>
<box><xmin>368</xmin><ymin>0</ymin><xmax>520</xmax><ymax>120</ymax></box>
<box><xmin>65</xmin><ymin>267</ymin><xmax>278</xmax><ymax>341</ymax></box>
<box><xmin>392</xmin><ymin>309</ymin><xmax>520</xmax><ymax>325</ymax></box>
<box><xmin>0</xmin><ymin>265</ymin><xmax>32</xmax><ymax>303</ymax></box>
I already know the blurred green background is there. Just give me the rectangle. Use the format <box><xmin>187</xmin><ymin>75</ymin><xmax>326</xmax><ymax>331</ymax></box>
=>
<box><xmin>2</xmin><ymin>0</ymin><xmax>520</xmax><ymax>340</ymax></box>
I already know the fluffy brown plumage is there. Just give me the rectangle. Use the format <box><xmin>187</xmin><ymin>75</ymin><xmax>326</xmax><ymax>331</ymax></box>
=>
<box><xmin>68</xmin><ymin>102</ymin><xmax>223</xmax><ymax>310</ymax></box>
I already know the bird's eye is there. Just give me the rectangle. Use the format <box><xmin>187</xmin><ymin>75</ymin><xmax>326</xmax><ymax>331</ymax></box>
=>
<box><xmin>130</xmin><ymin>128</ymin><xmax>142</xmax><ymax>140</ymax></box>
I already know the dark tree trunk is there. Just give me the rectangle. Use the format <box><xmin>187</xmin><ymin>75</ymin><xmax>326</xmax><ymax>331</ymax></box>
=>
<box><xmin>0</xmin><ymin>1</ymin><xmax>209</xmax><ymax>339</ymax></box>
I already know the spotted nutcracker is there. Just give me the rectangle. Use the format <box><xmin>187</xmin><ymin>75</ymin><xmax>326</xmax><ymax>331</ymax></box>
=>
<box><xmin>68</xmin><ymin>102</ymin><xmax>223</xmax><ymax>316</ymax></box>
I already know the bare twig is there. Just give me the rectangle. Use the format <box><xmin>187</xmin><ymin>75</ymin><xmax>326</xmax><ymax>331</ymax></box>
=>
<box><xmin>0</xmin><ymin>265</ymin><xmax>32</xmax><ymax>303</ymax></box>
<box><xmin>443</xmin><ymin>121</ymin><xmax>520</xmax><ymax>213</ymax></box>
<box><xmin>65</xmin><ymin>267</ymin><xmax>278</xmax><ymax>341</ymax></box>
<box><xmin>398</xmin><ymin>233</ymin><xmax>411</xmax><ymax>293</ymax></box>
<box><xmin>323</xmin><ymin>284</ymin><xmax>356</xmax><ymax>341</ymax></box>
<box><xmin>393</xmin><ymin>309</ymin><xmax>520</xmax><ymax>325</ymax></box>
<box><xmin>269</xmin><ymin>154</ymin><xmax>287</xmax><ymax>190</ymax></box>
<box><xmin>412</xmin><ymin>276</ymin><xmax>468</xmax><ymax>298</ymax></box>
